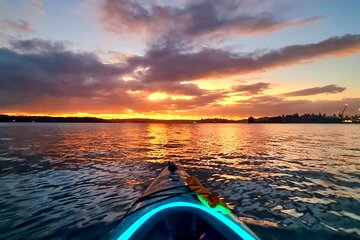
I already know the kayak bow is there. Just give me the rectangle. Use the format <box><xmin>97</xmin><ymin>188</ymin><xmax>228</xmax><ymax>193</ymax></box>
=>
<box><xmin>111</xmin><ymin>162</ymin><xmax>260</xmax><ymax>240</ymax></box>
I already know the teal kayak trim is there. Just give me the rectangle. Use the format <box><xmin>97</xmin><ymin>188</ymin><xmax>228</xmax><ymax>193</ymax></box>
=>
<box><xmin>117</xmin><ymin>201</ymin><xmax>257</xmax><ymax>240</ymax></box>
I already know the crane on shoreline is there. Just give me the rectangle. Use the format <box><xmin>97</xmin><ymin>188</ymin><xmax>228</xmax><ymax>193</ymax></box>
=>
<box><xmin>339</xmin><ymin>104</ymin><xmax>348</xmax><ymax>119</ymax></box>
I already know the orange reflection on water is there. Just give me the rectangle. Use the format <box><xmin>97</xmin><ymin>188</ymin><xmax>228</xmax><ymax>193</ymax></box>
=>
<box><xmin>146</xmin><ymin>124</ymin><xmax>169</xmax><ymax>162</ymax></box>
<box><xmin>240</xmin><ymin>217</ymin><xmax>278</xmax><ymax>228</ymax></box>
<box><xmin>145</xmin><ymin>123</ymin><xmax>195</xmax><ymax>163</ymax></box>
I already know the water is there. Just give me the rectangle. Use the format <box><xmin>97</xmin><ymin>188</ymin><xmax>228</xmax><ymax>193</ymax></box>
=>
<box><xmin>0</xmin><ymin>123</ymin><xmax>359</xmax><ymax>240</ymax></box>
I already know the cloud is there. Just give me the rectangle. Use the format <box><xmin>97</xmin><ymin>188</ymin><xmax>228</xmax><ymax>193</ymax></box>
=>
<box><xmin>127</xmin><ymin>34</ymin><xmax>360</xmax><ymax>83</ymax></box>
<box><xmin>0</xmin><ymin>39</ymin><xmax>217</xmax><ymax>114</ymax></box>
<box><xmin>232</xmin><ymin>82</ymin><xmax>271</xmax><ymax>95</ymax></box>
<box><xmin>193</xmin><ymin>96</ymin><xmax>360</xmax><ymax>117</ymax></box>
<box><xmin>0</xmin><ymin>44</ymin><xmax>128</xmax><ymax>108</ymax></box>
<box><xmin>0</xmin><ymin>20</ymin><xmax>33</xmax><ymax>33</ymax></box>
<box><xmin>135</xmin><ymin>91</ymin><xmax>227</xmax><ymax>111</ymax></box>
<box><xmin>282</xmin><ymin>84</ymin><xmax>346</xmax><ymax>97</ymax></box>
<box><xmin>9</xmin><ymin>38</ymin><xmax>72</xmax><ymax>53</ymax></box>
<box><xmin>5</xmin><ymin>33</ymin><xmax>356</xmax><ymax>109</ymax></box>
<box><xmin>100</xmin><ymin>0</ymin><xmax>321</xmax><ymax>41</ymax></box>
<box><xmin>122</xmin><ymin>80</ymin><xmax>207</xmax><ymax>96</ymax></box>
<box><xmin>26</xmin><ymin>0</ymin><xmax>46</xmax><ymax>17</ymax></box>
<box><xmin>1</xmin><ymin>36</ymin><xmax>359</xmax><ymax>117</ymax></box>
<box><xmin>170</xmin><ymin>91</ymin><xmax>227</xmax><ymax>109</ymax></box>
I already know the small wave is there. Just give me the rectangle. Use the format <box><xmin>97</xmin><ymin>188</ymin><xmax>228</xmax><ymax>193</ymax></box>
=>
<box><xmin>0</xmin><ymin>137</ymin><xmax>13</xmax><ymax>141</ymax></box>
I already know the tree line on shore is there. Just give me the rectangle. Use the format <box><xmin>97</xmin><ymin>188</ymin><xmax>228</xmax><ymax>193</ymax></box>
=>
<box><xmin>0</xmin><ymin>113</ymin><xmax>358</xmax><ymax>123</ymax></box>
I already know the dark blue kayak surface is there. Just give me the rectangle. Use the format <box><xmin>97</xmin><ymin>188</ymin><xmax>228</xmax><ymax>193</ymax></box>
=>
<box><xmin>110</xmin><ymin>164</ymin><xmax>260</xmax><ymax>240</ymax></box>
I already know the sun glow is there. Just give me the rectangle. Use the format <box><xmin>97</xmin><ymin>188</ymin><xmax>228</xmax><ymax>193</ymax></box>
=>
<box><xmin>148</xmin><ymin>92</ymin><xmax>169</xmax><ymax>101</ymax></box>
<box><xmin>127</xmin><ymin>90</ymin><xmax>142</xmax><ymax>94</ymax></box>
<box><xmin>171</xmin><ymin>95</ymin><xmax>194</xmax><ymax>100</ymax></box>
<box><xmin>122</xmin><ymin>76</ymin><xmax>135</xmax><ymax>81</ymax></box>
<box><xmin>217</xmin><ymin>94</ymin><xmax>251</xmax><ymax>106</ymax></box>
<box><xmin>147</xmin><ymin>92</ymin><xmax>195</xmax><ymax>101</ymax></box>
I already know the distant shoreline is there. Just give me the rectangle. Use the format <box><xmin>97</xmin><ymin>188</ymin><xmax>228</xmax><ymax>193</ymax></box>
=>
<box><xmin>0</xmin><ymin>114</ymin><xmax>245</xmax><ymax>123</ymax></box>
<box><xmin>1</xmin><ymin>114</ymin><xmax>359</xmax><ymax>124</ymax></box>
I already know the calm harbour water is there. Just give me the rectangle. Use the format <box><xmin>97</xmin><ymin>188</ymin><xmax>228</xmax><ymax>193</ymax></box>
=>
<box><xmin>0</xmin><ymin>123</ymin><xmax>359</xmax><ymax>240</ymax></box>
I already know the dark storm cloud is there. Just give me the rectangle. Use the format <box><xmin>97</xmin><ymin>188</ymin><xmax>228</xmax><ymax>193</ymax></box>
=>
<box><xmin>232</xmin><ymin>82</ymin><xmax>271</xmax><ymax>95</ymax></box>
<box><xmin>282</xmin><ymin>84</ymin><xmax>346</xmax><ymax>97</ymax></box>
<box><xmin>100</xmin><ymin>0</ymin><xmax>321</xmax><ymax>40</ymax></box>
<box><xmin>9</xmin><ymin>38</ymin><xmax>71</xmax><ymax>53</ymax></box>
<box><xmin>128</xmin><ymin>34</ymin><xmax>360</xmax><ymax>83</ymax></box>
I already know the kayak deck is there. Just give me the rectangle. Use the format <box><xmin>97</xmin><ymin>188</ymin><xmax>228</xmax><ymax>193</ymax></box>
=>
<box><xmin>124</xmin><ymin>203</ymin><xmax>245</xmax><ymax>240</ymax></box>
<box><xmin>111</xmin><ymin>163</ymin><xmax>260</xmax><ymax>240</ymax></box>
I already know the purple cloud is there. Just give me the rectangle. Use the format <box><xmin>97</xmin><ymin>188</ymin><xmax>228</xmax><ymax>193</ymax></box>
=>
<box><xmin>100</xmin><ymin>0</ymin><xmax>321</xmax><ymax>41</ymax></box>
<box><xmin>232</xmin><ymin>82</ymin><xmax>271</xmax><ymax>95</ymax></box>
<box><xmin>127</xmin><ymin>34</ymin><xmax>360</xmax><ymax>83</ymax></box>
<box><xmin>9</xmin><ymin>38</ymin><xmax>72</xmax><ymax>53</ymax></box>
<box><xmin>0</xmin><ymin>44</ymin><xmax>127</xmax><ymax>107</ymax></box>
<box><xmin>282</xmin><ymin>85</ymin><xmax>346</xmax><ymax>97</ymax></box>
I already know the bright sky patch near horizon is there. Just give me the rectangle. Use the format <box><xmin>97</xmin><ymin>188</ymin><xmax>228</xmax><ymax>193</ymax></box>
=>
<box><xmin>0</xmin><ymin>0</ymin><xmax>359</xmax><ymax>119</ymax></box>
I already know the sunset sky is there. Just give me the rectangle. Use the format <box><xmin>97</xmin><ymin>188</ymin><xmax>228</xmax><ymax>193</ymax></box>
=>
<box><xmin>0</xmin><ymin>0</ymin><xmax>359</xmax><ymax>119</ymax></box>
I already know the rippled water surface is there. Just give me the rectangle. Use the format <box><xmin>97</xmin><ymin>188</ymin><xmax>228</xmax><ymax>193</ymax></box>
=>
<box><xmin>0</xmin><ymin>123</ymin><xmax>359</xmax><ymax>240</ymax></box>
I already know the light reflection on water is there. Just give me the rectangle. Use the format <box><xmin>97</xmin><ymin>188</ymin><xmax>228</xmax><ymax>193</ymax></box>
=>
<box><xmin>0</xmin><ymin>123</ymin><xmax>359</xmax><ymax>240</ymax></box>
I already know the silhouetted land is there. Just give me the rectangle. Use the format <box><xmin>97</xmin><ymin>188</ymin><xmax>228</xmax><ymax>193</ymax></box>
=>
<box><xmin>0</xmin><ymin>114</ymin><xmax>359</xmax><ymax>123</ymax></box>
<box><xmin>0</xmin><ymin>114</ymin><xmax>244</xmax><ymax>123</ymax></box>
<box><xmin>0</xmin><ymin>115</ymin><xmax>109</xmax><ymax>123</ymax></box>
<box><xmin>248</xmin><ymin>113</ymin><xmax>360</xmax><ymax>123</ymax></box>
